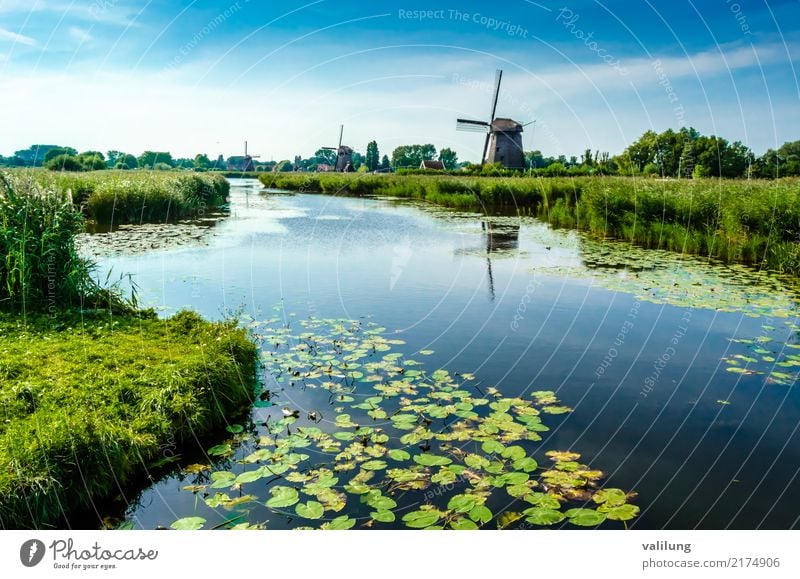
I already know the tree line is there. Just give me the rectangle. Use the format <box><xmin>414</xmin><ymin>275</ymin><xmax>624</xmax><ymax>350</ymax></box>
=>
<box><xmin>2</xmin><ymin>129</ymin><xmax>798</xmax><ymax>178</ymax></box>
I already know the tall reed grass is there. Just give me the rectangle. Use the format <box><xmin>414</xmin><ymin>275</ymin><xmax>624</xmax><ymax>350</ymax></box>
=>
<box><xmin>0</xmin><ymin>172</ymin><xmax>128</xmax><ymax>313</ymax></box>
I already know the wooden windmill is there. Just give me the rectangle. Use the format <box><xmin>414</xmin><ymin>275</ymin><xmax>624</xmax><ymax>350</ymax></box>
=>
<box><xmin>322</xmin><ymin>125</ymin><xmax>354</xmax><ymax>172</ymax></box>
<box><xmin>243</xmin><ymin>140</ymin><xmax>260</xmax><ymax>172</ymax></box>
<box><xmin>456</xmin><ymin>70</ymin><xmax>532</xmax><ymax>169</ymax></box>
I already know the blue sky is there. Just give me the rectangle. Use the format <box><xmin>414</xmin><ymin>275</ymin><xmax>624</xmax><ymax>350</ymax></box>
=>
<box><xmin>1</xmin><ymin>0</ymin><xmax>798</xmax><ymax>161</ymax></box>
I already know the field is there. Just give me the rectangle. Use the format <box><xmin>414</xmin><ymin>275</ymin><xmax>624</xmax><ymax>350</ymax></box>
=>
<box><xmin>261</xmin><ymin>173</ymin><xmax>800</xmax><ymax>275</ymax></box>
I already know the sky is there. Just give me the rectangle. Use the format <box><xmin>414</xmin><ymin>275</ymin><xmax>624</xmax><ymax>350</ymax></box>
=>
<box><xmin>0</xmin><ymin>0</ymin><xmax>798</xmax><ymax>162</ymax></box>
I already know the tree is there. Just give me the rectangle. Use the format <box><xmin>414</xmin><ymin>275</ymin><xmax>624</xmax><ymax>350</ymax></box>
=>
<box><xmin>214</xmin><ymin>154</ymin><xmax>225</xmax><ymax>170</ymax></box>
<box><xmin>45</xmin><ymin>154</ymin><xmax>83</xmax><ymax>172</ymax></box>
<box><xmin>138</xmin><ymin>151</ymin><xmax>174</xmax><ymax>169</ymax></box>
<box><xmin>380</xmin><ymin>155</ymin><xmax>391</xmax><ymax>171</ymax></box>
<box><xmin>314</xmin><ymin>148</ymin><xmax>337</xmax><ymax>166</ymax></box>
<box><xmin>438</xmin><ymin>148</ymin><xmax>458</xmax><ymax>170</ymax></box>
<box><xmin>391</xmin><ymin>144</ymin><xmax>437</xmax><ymax>168</ymax></box>
<box><xmin>43</xmin><ymin>147</ymin><xmax>78</xmax><ymax>163</ymax></box>
<box><xmin>193</xmin><ymin>154</ymin><xmax>211</xmax><ymax>169</ymax></box>
<box><xmin>78</xmin><ymin>153</ymin><xmax>106</xmax><ymax>171</ymax></box>
<box><xmin>365</xmin><ymin>141</ymin><xmax>379</xmax><ymax>172</ymax></box>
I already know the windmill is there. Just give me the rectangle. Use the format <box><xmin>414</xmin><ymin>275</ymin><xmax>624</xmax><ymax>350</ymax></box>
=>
<box><xmin>456</xmin><ymin>70</ymin><xmax>533</xmax><ymax>170</ymax></box>
<box><xmin>322</xmin><ymin>125</ymin><xmax>354</xmax><ymax>172</ymax></box>
<box><xmin>242</xmin><ymin>140</ymin><xmax>260</xmax><ymax>172</ymax></box>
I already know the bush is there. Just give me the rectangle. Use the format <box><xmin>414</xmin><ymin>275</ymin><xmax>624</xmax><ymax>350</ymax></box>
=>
<box><xmin>45</xmin><ymin>154</ymin><xmax>83</xmax><ymax>172</ymax></box>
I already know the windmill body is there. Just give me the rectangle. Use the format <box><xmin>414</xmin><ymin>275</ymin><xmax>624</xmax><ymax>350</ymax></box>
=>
<box><xmin>486</xmin><ymin>118</ymin><xmax>525</xmax><ymax>169</ymax></box>
<box><xmin>322</xmin><ymin>125</ymin><xmax>355</xmax><ymax>172</ymax></box>
<box><xmin>456</xmin><ymin>70</ymin><xmax>529</xmax><ymax>170</ymax></box>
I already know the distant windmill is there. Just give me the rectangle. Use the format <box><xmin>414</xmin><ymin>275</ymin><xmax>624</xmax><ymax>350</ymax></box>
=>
<box><xmin>243</xmin><ymin>140</ymin><xmax>260</xmax><ymax>172</ymax></box>
<box><xmin>322</xmin><ymin>125</ymin><xmax>354</xmax><ymax>172</ymax></box>
<box><xmin>456</xmin><ymin>70</ymin><xmax>533</xmax><ymax>169</ymax></box>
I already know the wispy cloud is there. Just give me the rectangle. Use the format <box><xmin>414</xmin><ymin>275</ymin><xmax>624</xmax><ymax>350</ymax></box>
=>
<box><xmin>0</xmin><ymin>26</ymin><xmax>37</xmax><ymax>46</ymax></box>
<box><xmin>69</xmin><ymin>27</ymin><xmax>92</xmax><ymax>43</ymax></box>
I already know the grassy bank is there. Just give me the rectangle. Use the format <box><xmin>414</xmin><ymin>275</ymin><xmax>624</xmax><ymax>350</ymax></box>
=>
<box><xmin>1</xmin><ymin>171</ymin><xmax>257</xmax><ymax>528</ymax></box>
<box><xmin>261</xmin><ymin>172</ymin><xmax>576</xmax><ymax>210</ymax></box>
<box><xmin>23</xmin><ymin>170</ymin><xmax>230</xmax><ymax>225</ymax></box>
<box><xmin>0</xmin><ymin>309</ymin><xmax>257</xmax><ymax>528</ymax></box>
<box><xmin>261</xmin><ymin>172</ymin><xmax>800</xmax><ymax>275</ymax></box>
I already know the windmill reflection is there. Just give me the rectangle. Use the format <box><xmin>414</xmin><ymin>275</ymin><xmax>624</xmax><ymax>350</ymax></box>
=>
<box><xmin>481</xmin><ymin>221</ymin><xmax>520</xmax><ymax>301</ymax></box>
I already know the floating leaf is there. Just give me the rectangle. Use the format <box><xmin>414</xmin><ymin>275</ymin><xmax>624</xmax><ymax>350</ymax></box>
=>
<box><xmin>447</xmin><ymin>494</ymin><xmax>479</xmax><ymax>514</ymax></box>
<box><xmin>602</xmin><ymin>504</ymin><xmax>640</xmax><ymax>521</ymax></box>
<box><xmin>372</xmin><ymin>510</ymin><xmax>396</xmax><ymax>523</ymax></box>
<box><xmin>322</xmin><ymin>516</ymin><xmax>356</xmax><ymax>530</ymax></box>
<box><xmin>468</xmin><ymin>505</ymin><xmax>492</xmax><ymax>524</ymax></box>
<box><xmin>295</xmin><ymin>501</ymin><xmax>325</xmax><ymax>520</ymax></box>
<box><xmin>524</xmin><ymin>508</ymin><xmax>565</xmax><ymax>526</ymax></box>
<box><xmin>413</xmin><ymin>454</ymin><xmax>452</xmax><ymax>467</ymax></box>
<box><xmin>565</xmin><ymin>508</ymin><xmax>607</xmax><ymax>527</ymax></box>
<box><xmin>170</xmin><ymin>517</ymin><xmax>206</xmax><ymax>530</ymax></box>
<box><xmin>387</xmin><ymin>449</ymin><xmax>411</xmax><ymax>461</ymax></box>
<box><xmin>450</xmin><ymin>517</ymin><xmax>479</xmax><ymax>530</ymax></box>
<box><xmin>593</xmin><ymin>488</ymin><xmax>627</xmax><ymax>507</ymax></box>
<box><xmin>266</xmin><ymin>486</ymin><xmax>299</xmax><ymax>509</ymax></box>
<box><xmin>402</xmin><ymin>510</ymin><xmax>441</xmax><ymax>529</ymax></box>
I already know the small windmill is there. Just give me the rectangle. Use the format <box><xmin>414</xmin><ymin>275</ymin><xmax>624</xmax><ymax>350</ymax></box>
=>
<box><xmin>243</xmin><ymin>140</ymin><xmax>260</xmax><ymax>172</ymax></box>
<box><xmin>322</xmin><ymin>125</ymin><xmax>354</xmax><ymax>172</ymax></box>
<box><xmin>456</xmin><ymin>70</ymin><xmax>533</xmax><ymax>169</ymax></box>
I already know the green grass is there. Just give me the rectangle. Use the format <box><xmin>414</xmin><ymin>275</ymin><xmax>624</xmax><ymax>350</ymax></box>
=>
<box><xmin>0</xmin><ymin>309</ymin><xmax>257</xmax><ymax>529</ymax></box>
<box><xmin>262</xmin><ymin>172</ymin><xmax>800</xmax><ymax>275</ymax></box>
<box><xmin>0</xmin><ymin>172</ymin><xmax>126</xmax><ymax>313</ymax></box>
<box><xmin>21</xmin><ymin>170</ymin><xmax>230</xmax><ymax>225</ymax></box>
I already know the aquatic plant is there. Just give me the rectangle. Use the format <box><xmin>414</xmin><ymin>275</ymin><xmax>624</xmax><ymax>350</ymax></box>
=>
<box><xmin>166</xmin><ymin>316</ymin><xmax>638</xmax><ymax>530</ymax></box>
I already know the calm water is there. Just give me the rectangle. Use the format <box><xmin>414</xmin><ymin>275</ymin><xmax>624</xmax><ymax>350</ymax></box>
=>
<box><xmin>92</xmin><ymin>178</ymin><xmax>800</xmax><ymax>530</ymax></box>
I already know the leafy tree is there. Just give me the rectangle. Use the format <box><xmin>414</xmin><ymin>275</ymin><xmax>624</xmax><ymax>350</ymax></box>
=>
<box><xmin>79</xmin><ymin>153</ymin><xmax>106</xmax><ymax>171</ymax></box>
<box><xmin>365</xmin><ymin>141</ymin><xmax>379</xmax><ymax>172</ymax></box>
<box><xmin>391</xmin><ymin>144</ymin><xmax>437</xmax><ymax>168</ymax></box>
<box><xmin>438</xmin><ymin>147</ymin><xmax>458</xmax><ymax>170</ymax></box>
<box><xmin>194</xmin><ymin>154</ymin><xmax>212</xmax><ymax>169</ymax></box>
<box><xmin>138</xmin><ymin>151</ymin><xmax>174</xmax><ymax>169</ymax></box>
<box><xmin>380</xmin><ymin>155</ymin><xmax>391</xmax><ymax>171</ymax></box>
<box><xmin>314</xmin><ymin>148</ymin><xmax>337</xmax><ymax>166</ymax></box>
<box><xmin>45</xmin><ymin>154</ymin><xmax>83</xmax><ymax>172</ymax></box>
<box><xmin>43</xmin><ymin>147</ymin><xmax>79</xmax><ymax>163</ymax></box>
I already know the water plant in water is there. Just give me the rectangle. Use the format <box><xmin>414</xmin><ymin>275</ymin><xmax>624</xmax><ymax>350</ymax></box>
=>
<box><xmin>167</xmin><ymin>316</ymin><xmax>639</xmax><ymax>530</ymax></box>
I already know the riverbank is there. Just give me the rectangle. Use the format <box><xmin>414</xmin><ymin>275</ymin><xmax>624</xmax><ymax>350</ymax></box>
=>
<box><xmin>0</xmin><ymin>309</ymin><xmax>257</xmax><ymax>528</ymax></box>
<box><xmin>259</xmin><ymin>173</ymin><xmax>800</xmax><ymax>275</ymax></box>
<box><xmin>21</xmin><ymin>170</ymin><xmax>230</xmax><ymax>225</ymax></box>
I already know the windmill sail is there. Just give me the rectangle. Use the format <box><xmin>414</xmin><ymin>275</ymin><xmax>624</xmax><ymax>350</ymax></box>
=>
<box><xmin>456</xmin><ymin>119</ymin><xmax>490</xmax><ymax>132</ymax></box>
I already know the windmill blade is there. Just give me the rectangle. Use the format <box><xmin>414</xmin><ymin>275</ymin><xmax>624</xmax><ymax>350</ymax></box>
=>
<box><xmin>457</xmin><ymin>118</ymin><xmax>490</xmax><ymax>133</ymax></box>
<box><xmin>338</xmin><ymin>125</ymin><xmax>344</xmax><ymax>149</ymax></box>
<box><xmin>321</xmin><ymin>147</ymin><xmax>337</xmax><ymax>151</ymax></box>
<box><xmin>489</xmin><ymin>69</ymin><xmax>503</xmax><ymax>122</ymax></box>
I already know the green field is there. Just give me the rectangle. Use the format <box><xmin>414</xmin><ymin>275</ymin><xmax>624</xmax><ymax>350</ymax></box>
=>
<box><xmin>261</xmin><ymin>172</ymin><xmax>800</xmax><ymax>275</ymax></box>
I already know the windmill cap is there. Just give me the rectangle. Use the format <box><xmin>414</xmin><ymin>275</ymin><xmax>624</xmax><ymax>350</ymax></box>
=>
<box><xmin>491</xmin><ymin>118</ymin><xmax>524</xmax><ymax>131</ymax></box>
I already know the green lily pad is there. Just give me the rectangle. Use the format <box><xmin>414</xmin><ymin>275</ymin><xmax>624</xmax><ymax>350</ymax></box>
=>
<box><xmin>170</xmin><ymin>517</ymin><xmax>206</xmax><ymax>530</ymax></box>
<box><xmin>565</xmin><ymin>508</ymin><xmax>607</xmax><ymax>527</ymax></box>
<box><xmin>266</xmin><ymin>486</ymin><xmax>299</xmax><ymax>509</ymax></box>
<box><xmin>523</xmin><ymin>508</ymin><xmax>565</xmax><ymax>526</ymax></box>
<box><xmin>295</xmin><ymin>501</ymin><xmax>325</xmax><ymax>520</ymax></box>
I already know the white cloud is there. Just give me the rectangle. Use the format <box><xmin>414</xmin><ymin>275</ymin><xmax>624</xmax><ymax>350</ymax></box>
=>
<box><xmin>69</xmin><ymin>27</ymin><xmax>92</xmax><ymax>43</ymax></box>
<box><xmin>0</xmin><ymin>26</ymin><xmax>36</xmax><ymax>46</ymax></box>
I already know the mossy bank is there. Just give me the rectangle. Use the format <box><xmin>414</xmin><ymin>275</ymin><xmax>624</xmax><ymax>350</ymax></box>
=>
<box><xmin>0</xmin><ymin>310</ymin><xmax>257</xmax><ymax>529</ymax></box>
